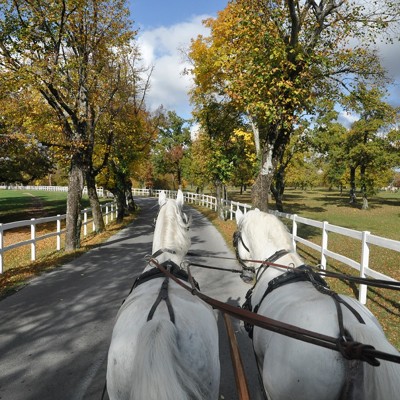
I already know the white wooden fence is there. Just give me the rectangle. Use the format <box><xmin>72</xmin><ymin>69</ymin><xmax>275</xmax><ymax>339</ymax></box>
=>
<box><xmin>1</xmin><ymin>186</ymin><xmax>399</xmax><ymax>304</ymax></box>
<box><xmin>134</xmin><ymin>188</ymin><xmax>399</xmax><ymax>305</ymax></box>
<box><xmin>0</xmin><ymin>202</ymin><xmax>117</xmax><ymax>274</ymax></box>
<box><xmin>0</xmin><ymin>184</ymin><xmax>112</xmax><ymax>198</ymax></box>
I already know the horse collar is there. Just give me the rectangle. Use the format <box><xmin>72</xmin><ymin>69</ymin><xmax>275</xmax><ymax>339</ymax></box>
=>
<box><xmin>264</xmin><ymin>249</ymin><xmax>290</xmax><ymax>265</ymax></box>
<box><xmin>151</xmin><ymin>248</ymin><xmax>177</xmax><ymax>259</ymax></box>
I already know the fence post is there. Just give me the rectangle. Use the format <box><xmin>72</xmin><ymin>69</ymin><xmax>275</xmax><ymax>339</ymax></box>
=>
<box><xmin>292</xmin><ymin>215</ymin><xmax>298</xmax><ymax>251</ymax></box>
<box><xmin>359</xmin><ymin>231</ymin><xmax>370</xmax><ymax>304</ymax></box>
<box><xmin>56</xmin><ymin>215</ymin><xmax>61</xmax><ymax>251</ymax></box>
<box><xmin>106</xmin><ymin>204</ymin><xmax>109</xmax><ymax>225</ymax></box>
<box><xmin>320</xmin><ymin>221</ymin><xmax>328</xmax><ymax>270</ymax></box>
<box><xmin>0</xmin><ymin>223</ymin><xmax>3</xmax><ymax>274</ymax></box>
<box><xmin>111</xmin><ymin>203</ymin><xmax>114</xmax><ymax>221</ymax></box>
<box><xmin>31</xmin><ymin>218</ymin><xmax>36</xmax><ymax>261</ymax></box>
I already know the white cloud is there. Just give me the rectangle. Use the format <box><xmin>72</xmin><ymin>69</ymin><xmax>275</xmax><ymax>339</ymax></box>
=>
<box><xmin>337</xmin><ymin>110</ymin><xmax>359</xmax><ymax>128</ymax></box>
<box><xmin>137</xmin><ymin>15</ymin><xmax>211</xmax><ymax>119</ymax></box>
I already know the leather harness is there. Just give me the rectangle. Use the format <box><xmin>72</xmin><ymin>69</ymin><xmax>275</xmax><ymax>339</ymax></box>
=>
<box><xmin>128</xmin><ymin>254</ymin><xmax>199</xmax><ymax>324</ymax></box>
<box><xmin>234</xmin><ymin>232</ymin><xmax>367</xmax><ymax>348</ymax></box>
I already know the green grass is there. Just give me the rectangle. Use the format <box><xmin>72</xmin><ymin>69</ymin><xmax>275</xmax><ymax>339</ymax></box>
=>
<box><xmin>0</xmin><ymin>189</ymin><xmax>136</xmax><ymax>299</ymax></box>
<box><xmin>230</xmin><ymin>188</ymin><xmax>400</xmax><ymax>240</ymax></box>
<box><xmin>0</xmin><ymin>189</ymin><xmax>109</xmax><ymax>223</ymax></box>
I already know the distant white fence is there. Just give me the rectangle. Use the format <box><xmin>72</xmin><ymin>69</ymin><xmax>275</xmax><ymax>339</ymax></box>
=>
<box><xmin>0</xmin><ymin>184</ymin><xmax>112</xmax><ymax>198</ymax></box>
<box><xmin>0</xmin><ymin>202</ymin><xmax>117</xmax><ymax>274</ymax></box>
<box><xmin>134</xmin><ymin>188</ymin><xmax>399</xmax><ymax>305</ymax></box>
<box><xmin>1</xmin><ymin>186</ymin><xmax>399</xmax><ymax>305</ymax></box>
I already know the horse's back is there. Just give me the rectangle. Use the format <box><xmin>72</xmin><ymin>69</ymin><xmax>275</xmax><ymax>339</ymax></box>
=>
<box><xmin>253</xmin><ymin>282</ymin><xmax>400</xmax><ymax>400</ymax></box>
<box><xmin>107</xmin><ymin>282</ymin><xmax>220</xmax><ymax>400</ymax></box>
<box><xmin>254</xmin><ymin>283</ymin><xmax>346</xmax><ymax>399</ymax></box>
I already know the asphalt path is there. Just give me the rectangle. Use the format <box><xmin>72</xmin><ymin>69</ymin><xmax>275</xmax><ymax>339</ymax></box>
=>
<box><xmin>0</xmin><ymin>196</ymin><xmax>264</xmax><ymax>400</ymax></box>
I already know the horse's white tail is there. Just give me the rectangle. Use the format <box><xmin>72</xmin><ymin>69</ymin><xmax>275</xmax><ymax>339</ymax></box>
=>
<box><xmin>130</xmin><ymin>319</ymin><xmax>205</xmax><ymax>400</ymax></box>
<box><xmin>348</xmin><ymin>324</ymin><xmax>400</xmax><ymax>399</ymax></box>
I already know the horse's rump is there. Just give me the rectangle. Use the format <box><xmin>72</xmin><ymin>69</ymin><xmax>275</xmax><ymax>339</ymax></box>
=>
<box><xmin>131</xmin><ymin>319</ymin><xmax>206</xmax><ymax>400</ymax></box>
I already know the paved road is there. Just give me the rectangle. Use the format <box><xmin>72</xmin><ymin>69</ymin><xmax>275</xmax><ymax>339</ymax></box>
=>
<box><xmin>0</xmin><ymin>197</ymin><xmax>264</xmax><ymax>400</ymax></box>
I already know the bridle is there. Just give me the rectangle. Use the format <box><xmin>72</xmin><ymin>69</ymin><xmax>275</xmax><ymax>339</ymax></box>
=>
<box><xmin>233</xmin><ymin>230</ymin><xmax>256</xmax><ymax>275</ymax></box>
<box><xmin>233</xmin><ymin>229</ymin><xmax>291</xmax><ymax>278</ymax></box>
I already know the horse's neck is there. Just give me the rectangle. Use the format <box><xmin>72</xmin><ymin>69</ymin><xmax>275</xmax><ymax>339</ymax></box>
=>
<box><xmin>151</xmin><ymin>232</ymin><xmax>185</xmax><ymax>265</ymax></box>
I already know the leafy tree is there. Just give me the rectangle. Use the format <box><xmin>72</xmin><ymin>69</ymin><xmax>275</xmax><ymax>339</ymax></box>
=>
<box><xmin>188</xmin><ymin>101</ymin><xmax>249</xmax><ymax>218</ymax></box>
<box><xmin>0</xmin><ymin>86</ymin><xmax>55</xmax><ymax>184</ymax></box>
<box><xmin>0</xmin><ymin>133</ymin><xmax>53</xmax><ymax>184</ymax></box>
<box><xmin>151</xmin><ymin>110</ymin><xmax>191</xmax><ymax>189</ymax></box>
<box><xmin>344</xmin><ymin>84</ymin><xmax>398</xmax><ymax>209</ymax></box>
<box><xmin>230</xmin><ymin>128</ymin><xmax>257</xmax><ymax>193</ymax></box>
<box><xmin>311</xmin><ymin>89</ymin><xmax>399</xmax><ymax>207</ymax></box>
<box><xmin>310</xmin><ymin>108</ymin><xmax>350</xmax><ymax>191</ymax></box>
<box><xmin>189</xmin><ymin>0</ymin><xmax>397</xmax><ymax>210</ymax></box>
<box><xmin>0</xmin><ymin>0</ymin><xmax>135</xmax><ymax>250</ymax></box>
<box><xmin>95</xmin><ymin>48</ymin><xmax>153</xmax><ymax>222</ymax></box>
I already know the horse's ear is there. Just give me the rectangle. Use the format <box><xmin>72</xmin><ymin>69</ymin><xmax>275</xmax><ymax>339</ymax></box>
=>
<box><xmin>235</xmin><ymin>208</ymin><xmax>244</xmax><ymax>226</ymax></box>
<box><xmin>159</xmin><ymin>190</ymin><xmax>167</xmax><ymax>207</ymax></box>
<box><xmin>176</xmin><ymin>189</ymin><xmax>184</xmax><ymax>207</ymax></box>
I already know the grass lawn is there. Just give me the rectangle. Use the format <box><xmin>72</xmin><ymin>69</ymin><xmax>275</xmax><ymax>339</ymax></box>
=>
<box><xmin>0</xmin><ymin>189</ymin><xmax>109</xmax><ymax>223</ymax></box>
<box><xmin>0</xmin><ymin>189</ymin><xmax>136</xmax><ymax>298</ymax></box>
<box><xmin>230</xmin><ymin>187</ymin><xmax>400</xmax><ymax>240</ymax></box>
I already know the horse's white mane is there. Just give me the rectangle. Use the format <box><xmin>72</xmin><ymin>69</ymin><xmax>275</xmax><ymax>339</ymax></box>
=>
<box><xmin>241</xmin><ymin>209</ymin><xmax>295</xmax><ymax>252</ymax></box>
<box><xmin>153</xmin><ymin>191</ymin><xmax>191</xmax><ymax>257</ymax></box>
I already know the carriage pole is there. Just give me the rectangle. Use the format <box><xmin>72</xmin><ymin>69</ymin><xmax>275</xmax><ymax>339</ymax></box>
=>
<box><xmin>223</xmin><ymin>313</ymin><xmax>251</xmax><ymax>400</ymax></box>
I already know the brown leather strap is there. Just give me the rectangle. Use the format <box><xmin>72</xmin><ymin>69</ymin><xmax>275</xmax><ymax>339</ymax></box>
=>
<box><xmin>149</xmin><ymin>257</ymin><xmax>400</xmax><ymax>366</ymax></box>
<box><xmin>147</xmin><ymin>277</ymin><xmax>175</xmax><ymax>323</ymax></box>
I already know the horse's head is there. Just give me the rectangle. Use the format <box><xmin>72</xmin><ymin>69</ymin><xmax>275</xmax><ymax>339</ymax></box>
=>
<box><xmin>233</xmin><ymin>209</ymin><xmax>257</xmax><ymax>283</ymax></box>
<box><xmin>152</xmin><ymin>190</ymin><xmax>191</xmax><ymax>261</ymax></box>
<box><xmin>234</xmin><ymin>208</ymin><xmax>297</xmax><ymax>282</ymax></box>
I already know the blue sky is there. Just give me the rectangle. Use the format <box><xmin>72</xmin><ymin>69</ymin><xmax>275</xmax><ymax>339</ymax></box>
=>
<box><xmin>129</xmin><ymin>0</ymin><xmax>228</xmax><ymax>30</ymax></box>
<box><xmin>127</xmin><ymin>1</ymin><xmax>399</xmax><ymax>124</ymax></box>
<box><xmin>126</xmin><ymin>1</ymin><xmax>228</xmax><ymax>119</ymax></box>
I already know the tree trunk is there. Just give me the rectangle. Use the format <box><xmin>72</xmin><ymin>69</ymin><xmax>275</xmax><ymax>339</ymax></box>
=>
<box><xmin>113</xmin><ymin>189</ymin><xmax>126</xmax><ymax>223</ymax></box>
<box><xmin>126</xmin><ymin>181</ymin><xmax>136</xmax><ymax>212</ymax></box>
<box><xmin>360</xmin><ymin>165</ymin><xmax>368</xmax><ymax>210</ymax></box>
<box><xmin>251</xmin><ymin>144</ymin><xmax>274</xmax><ymax>211</ymax></box>
<box><xmin>65</xmin><ymin>155</ymin><xmax>84</xmax><ymax>251</ymax></box>
<box><xmin>271</xmin><ymin>166</ymin><xmax>285</xmax><ymax>212</ymax></box>
<box><xmin>86</xmin><ymin>172</ymin><xmax>105</xmax><ymax>233</ymax></box>
<box><xmin>362</xmin><ymin>196</ymin><xmax>369</xmax><ymax>210</ymax></box>
<box><xmin>349</xmin><ymin>166</ymin><xmax>357</xmax><ymax>204</ymax></box>
<box><xmin>252</xmin><ymin>173</ymin><xmax>271</xmax><ymax>211</ymax></box>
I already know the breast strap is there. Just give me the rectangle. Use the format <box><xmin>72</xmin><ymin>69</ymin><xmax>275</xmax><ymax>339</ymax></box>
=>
<box><xmin>127</xmin><ymin>260</ymin><xmax>200</xmax><ymax>324</ymax></box>
<box><xmin>243</xmin><ymin>265</ymin><xmax>365</xmax><ymax>339</ymax></box>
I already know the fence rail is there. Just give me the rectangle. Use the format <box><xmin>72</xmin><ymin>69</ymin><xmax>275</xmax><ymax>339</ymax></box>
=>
<box><xmin>1</xmin><ymin>186</ymin><xmax>399</xmax><ymax>305</ymax></box>
<box><xmin>0</xmin><ymin>202</ymin><xmax>116</xmax><ymax>273</ymax></box>
<box><xmin>0</xmin><ymin>184</ymin><xmax>112</xmax><ymax>198</ymax></box>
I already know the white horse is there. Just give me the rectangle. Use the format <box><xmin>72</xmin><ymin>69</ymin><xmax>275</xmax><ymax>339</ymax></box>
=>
<box><xmin>106</xmin><ymin>190</ymin><xmax>220</xmax><ymax>400</ymax></box>
<box><xmin>234</xmin><ymin>208</ymin><xmax>400</xmax><ymax>400</ymax></box>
